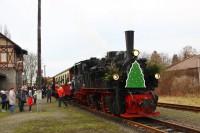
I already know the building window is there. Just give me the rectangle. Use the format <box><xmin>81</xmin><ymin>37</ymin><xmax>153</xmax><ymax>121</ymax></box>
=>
<box><xmin>0</xmin><ymin>53</ymin><xmax>7</xmax><ymax>62</ymax></box>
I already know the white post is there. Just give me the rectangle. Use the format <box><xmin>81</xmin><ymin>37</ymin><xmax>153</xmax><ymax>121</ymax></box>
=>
<box><xmin>36</xmin><ymin>90</ymin><xmax>42</xmax><ymax>112</ymax></box>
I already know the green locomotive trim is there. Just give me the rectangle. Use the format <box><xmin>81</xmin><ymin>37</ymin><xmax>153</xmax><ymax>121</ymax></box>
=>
<box><xmin>125</xmin><ymin>61</ymin><xmax>146</xmax><ymax>88</ymax></box>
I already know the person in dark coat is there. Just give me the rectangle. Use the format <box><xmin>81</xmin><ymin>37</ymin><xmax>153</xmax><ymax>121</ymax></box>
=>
<box><xmin>32</xmin><ymin>86</ymin><xmax>37</xmax><ymax>104</ymax></box>
<box><xmin>46</xmin><ymin>85</ymin><xmax>52</xmax><ymax>103</ymax></box>
<box><xmin>1</xmin><ymin>90</ymin><xmax>7</xmax><ymax>112</ymax></box>
<box><xmin>17</xmin><ymin>87</ymin><xmax>27</xmax><ymax>112</ymax></box>
<box><xmin>42</xmin><ymin>85</ymin><xmax>47</xmax><ymax>98</ymax></box>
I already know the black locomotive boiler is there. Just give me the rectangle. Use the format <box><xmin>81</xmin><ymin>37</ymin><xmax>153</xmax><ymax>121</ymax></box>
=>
<box><xmin>55</xmin><ymin>30</ymin><xmax>160</xmax><ymax>118</ymax></box>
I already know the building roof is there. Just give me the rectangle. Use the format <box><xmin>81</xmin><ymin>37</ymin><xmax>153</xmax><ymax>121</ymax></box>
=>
<box><xmin>0</xmin><ymin>32</ymin><xmax>28</xmax><ymax>55</ymax></box>
<box><xmin>166</xmin><ymin>55</ymin><xmax>200</xmax><ymax>71</ymax></box>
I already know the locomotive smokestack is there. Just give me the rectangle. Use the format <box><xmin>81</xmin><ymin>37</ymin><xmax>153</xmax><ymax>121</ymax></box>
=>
<box><xmin>125</xmin><ymin>30</ymin><xmax>134</xmax><ymax>60</ymax></box>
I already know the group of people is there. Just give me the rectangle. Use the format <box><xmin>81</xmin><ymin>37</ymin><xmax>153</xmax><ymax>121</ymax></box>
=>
<box><xmin>0</xmin><ymin>88</ymin><xmax>18</xmax><ymax>113</ymax></box>
<box><xmin>0</xmin><ymin>83</ymin><xmax>69</xmax><ymax>113</ymax></box>
<box><xmin>0</xmin><ymin>85</ymin><xmax>37</xmax><ymax>113</ymax></box>
<box><xmin>17</xmin><ymin>85</ymin><xmax>36</xmax><ymax>112</ymax></box>
<box><xmin>0</xmin><ymin>88</ymin><xmax>17</xmax><ymax>113</ymax></box>
<box><xmin>0</xmin><ymin>90</ymin><xmax>9</xmax><ymax>112</ymax></box>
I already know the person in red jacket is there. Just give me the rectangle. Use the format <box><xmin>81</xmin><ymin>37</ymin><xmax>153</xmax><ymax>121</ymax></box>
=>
<box><xmin>57</xmin><ymin>84</ymin><xmax>66</xmax><ymax>107</ymax></box>
<box><xmin>27</xmin><ymin>95</ymin><xmax>33</xmax><ymax>112</ymax></box>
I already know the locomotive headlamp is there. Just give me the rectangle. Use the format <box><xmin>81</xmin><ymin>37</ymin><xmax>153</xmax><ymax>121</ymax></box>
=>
<box><xmin>155</xmin><ymin>73</ymin><xmax>160</xmax><ymax>79</ymax></box>
<box><xmin>132</xmin><ymin>49</ymin><xmax>140</xmax><ymax>57</ymax></box>
<box><xmin>113</xmin><ymin>74</ymin><xmax>119</xmax><ymax>80</ymax></box>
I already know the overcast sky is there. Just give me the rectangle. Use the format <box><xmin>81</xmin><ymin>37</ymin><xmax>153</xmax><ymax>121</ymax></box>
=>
<box><xmin>0</xmin><ymin>0</ymin><xmax>200</xmax><ymax>76</ymax></box>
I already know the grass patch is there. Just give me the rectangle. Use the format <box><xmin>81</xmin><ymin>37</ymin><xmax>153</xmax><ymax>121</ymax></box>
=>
<box><xmin>15</xmin><ymin>118</ymin><xmax>119</xmax><ymax>133</ymax></box>
<box><xmin>14</xmin><ymin>101</ymin><xmax>129</xmax><ymax>133</ymax></box>
<box><xmin>0</xmin><ymin>112</ymin><xmax>9</xmax><ymax>118</ymax></box>
<box><xmin>159</xmin><ymin>96</ymin><xmax>200</xmax><ymax>106</ymax></box>
<box><xmin>0</xmin><ymin>98</ymin><xmax>137</xmax><ymax>133</ymax></box>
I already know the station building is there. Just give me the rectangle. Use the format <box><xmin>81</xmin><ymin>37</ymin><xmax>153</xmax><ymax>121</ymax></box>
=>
<box><xmin>166</xmin><ymin>55</ymin><xmax>200</xmax><ymax>85</ymax></box>
<box><xmin>159</xmin><ymin>55</ymin><xmax>200</xmax><ymax>95</ymax></box>
<box><xmin>0</xmin><ymin>33</ymin><xmax>27</xmax><ymax>90</ymax></box>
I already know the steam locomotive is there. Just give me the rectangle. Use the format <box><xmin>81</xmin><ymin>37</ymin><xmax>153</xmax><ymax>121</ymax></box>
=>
<box><xmin>53</xmin><ymin>31</ymin><xmax>160</xmax><ymax>118</ymax></box>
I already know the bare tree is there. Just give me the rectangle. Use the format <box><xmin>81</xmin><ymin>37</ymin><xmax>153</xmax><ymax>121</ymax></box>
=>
<box><xmin>0</xmin><ymin>25</ymin><xmax>11</xmax><ymax>38</ymax></box>
<box><xmin>139</xmin><ymin>52</ymin><xmax>150</xmax><ymax>60</ymax></box>
<box><xmin>148</xmin><ymin>51</ymin><xmax>170</xmax><ymax>72</ymax></box>
<box><xmin>3</xmin><ymin>25</ymin><xmax>11</xmax><ymax>39</ymax></box>
<box><xmin>149</xmin><ymin>51</ymin><xmax>162</xmax><ymax>65</ymax></box>
<box><xmin>180</xmin><ymin>45</ymin><xmax>197</xmax><ymax>59</ymax></box>
<box><xmin>160</xmin><ymin>53</ymin><xmax>171</xmax><ymax>66</ymax></box>
<box><xmin>171</xmin><ymin>54</ymin><xmax>180</xmax><ymax>64</ymax></box>
<box><xmin>23</xmin><ymin>53</ymin><xmax>37</xmax><ymax>85</ymax></box>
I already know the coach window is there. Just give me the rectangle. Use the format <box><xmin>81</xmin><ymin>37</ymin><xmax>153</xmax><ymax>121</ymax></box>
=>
<box><xmin>0</xmin><ymin>53</ymin><xmax>7</xmax><ymax>63</ymax></box>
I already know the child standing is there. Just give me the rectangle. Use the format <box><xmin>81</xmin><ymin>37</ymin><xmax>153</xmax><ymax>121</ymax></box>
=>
<box><xmin>27</xmin><ymin>96</ymin><xmax>33</xmax><ymax>112</ymax></box>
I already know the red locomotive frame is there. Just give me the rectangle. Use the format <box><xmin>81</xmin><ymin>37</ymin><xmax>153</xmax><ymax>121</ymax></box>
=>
<box><xmin>57</xmin><ymin>81</ymin><xmax>159</xmax><ymax>118</ymax></box>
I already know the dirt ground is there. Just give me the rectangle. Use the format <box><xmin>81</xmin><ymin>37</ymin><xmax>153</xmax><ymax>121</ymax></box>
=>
<box><xmin>155</xmin><ymin>107</ymin><xmax>200</xmax><ymax>131</ymax></box>
<box><xmin>156</xmin><ymin>96</ymin><xmax>200</xmax><ymax>131</ymax></box>
<box><xmin>0</xmin><ymin>98</ymin><xmax>139</xmax><ymax>133</ymax></box>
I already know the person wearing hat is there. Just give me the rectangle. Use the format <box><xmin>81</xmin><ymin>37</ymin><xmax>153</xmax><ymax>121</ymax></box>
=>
<box><xmin>1</xmin><ymin>90</ymin><xmax>7</xmax><ymax>112</ymax></box>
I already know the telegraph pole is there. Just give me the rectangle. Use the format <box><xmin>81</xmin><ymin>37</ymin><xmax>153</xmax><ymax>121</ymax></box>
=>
<box><xmin>37</xmin><ymin>0</ymin><xmax>42</xmax><ymax>90</ymax></box>
<box><xmin>37</xmin><ymin>0</ymin><xmax>42</xmax><ymax>112</ymax></box>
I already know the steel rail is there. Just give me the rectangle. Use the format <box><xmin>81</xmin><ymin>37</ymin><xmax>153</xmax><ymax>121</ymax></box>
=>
<box><xmin>158</xmin><ymin>102</ymin><xmax>200</xmax><ymax>112</ymax></box>
<box><xmin>67</xmin><ymin>101</ymin><xmax>200</xmax><ymax>133</ymax></box>
<box><xmin>145</xmin><ymin>118</ymin><xmax>200</xmax><ymax>133</ymax></box>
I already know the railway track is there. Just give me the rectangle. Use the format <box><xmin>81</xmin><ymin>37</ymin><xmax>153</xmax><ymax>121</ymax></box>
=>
<box><xmin>133</xmin><ymin>118</ymin><xmax>200</xmax><ymax>133</ymax></box>
<box><xmin>158</xmin><ymin>102</ymin><xmax>200</xmax><ymax>112</ymax></box>
<box><xmin>66</xmin><ymin>100</ymin><xmax>200</xmax><ymax>133</ymax></box>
